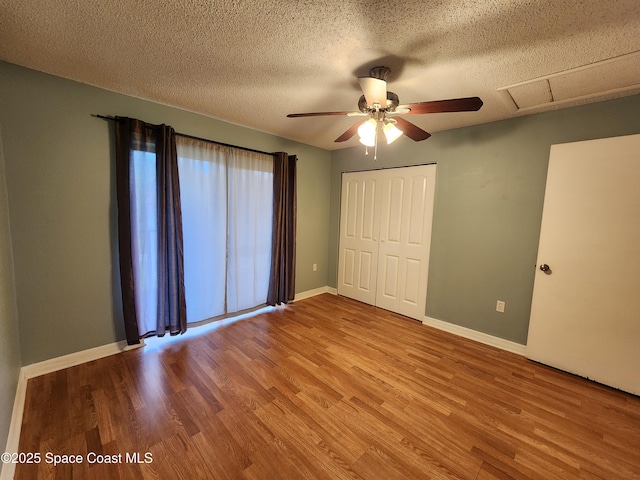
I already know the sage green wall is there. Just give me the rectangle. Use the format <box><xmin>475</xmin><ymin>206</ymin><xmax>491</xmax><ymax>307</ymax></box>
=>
<box><xmin>0</xmin><ymin>127</ymin><xmax>21</xmax><ymax>454</ymax></box>
<box><xmin>330</xmin><ymin>94</ymin><xmax>640</xmax><ymax>345</ymax></box>
<box><xmin>0</xmin><ymin>61</ymin><xmax>331</xmax><ymax>365</ymax></box>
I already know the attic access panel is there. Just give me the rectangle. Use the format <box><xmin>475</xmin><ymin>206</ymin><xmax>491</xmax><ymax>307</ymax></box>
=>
<box><xmin>498</xmin><ymin>51</ymin><xmax>640</xmax><ymax>111</ymax></box>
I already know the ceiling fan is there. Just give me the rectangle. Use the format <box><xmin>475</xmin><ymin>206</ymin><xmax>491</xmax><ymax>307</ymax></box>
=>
<box><xmin>287</xmin><ymin>66</ymin><xmax>483</xmax><ymax>154</ymax></box>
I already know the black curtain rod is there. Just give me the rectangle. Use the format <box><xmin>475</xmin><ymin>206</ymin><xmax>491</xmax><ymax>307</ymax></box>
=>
<box><xmin>93</xmin><ymin>114</ymin><xmax>275</xmax><ymax>157</ymax></box>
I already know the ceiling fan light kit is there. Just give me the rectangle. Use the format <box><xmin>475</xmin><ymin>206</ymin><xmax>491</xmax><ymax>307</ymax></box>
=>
<box><xmin>356</xmin><ymin>118</ymin><xmax>404</xmax><ymax>160</ymax></box>
<box><xmin>287</xmin><ymin>66</ymin><xmax>483</xmax><ymax>159</ymax></box>
<box><xmin>383</xmin><ymin>119</ymin><xmax>403</xmax><ymax>144</ymax></box>
<box><xmin>357</xmin><ymin>119</ymin><xmax>377</xmax><ymax>147</ymax></box>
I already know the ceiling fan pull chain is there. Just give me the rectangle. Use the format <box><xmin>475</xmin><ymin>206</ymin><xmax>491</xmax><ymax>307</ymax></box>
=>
<box><xmin>374</xmin><ymin>133</ymin><xmax>378</xmax><ymax>161</ymax></box>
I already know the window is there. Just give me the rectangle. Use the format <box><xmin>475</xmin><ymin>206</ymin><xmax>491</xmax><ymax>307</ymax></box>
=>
<box><xmin>129</xmin><ymin>135</ymin><xmax>274</xmax><ymax>331</ymax></box>
<box><xmin>177</xmin><ymin>137</ymin><xmax>274</xmax><ymax>323</ymax></box>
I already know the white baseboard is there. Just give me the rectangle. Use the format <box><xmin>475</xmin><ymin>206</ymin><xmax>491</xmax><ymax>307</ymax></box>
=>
<box><xmin>21</xmin><ymin>340</ymin><xmax>144</xmax><ymax>380</ymax></box>
<box><xmin>0</xmin><ymin>371</ymin><xmax>27</xmax><ymax>480</ymax></box>
<box><xmin>294</xmin><ymin>286</ymin><xmax>337</xmax><ymax>302</ymax></box>
<box><xmin>423</xmin><ymin>316</ymin><xmax>526</xmax><ymax>356</ymax></box>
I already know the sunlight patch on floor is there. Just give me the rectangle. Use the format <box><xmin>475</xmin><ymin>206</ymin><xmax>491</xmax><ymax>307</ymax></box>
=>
<box><xmin>142</xmin><ymin>305</ymin><xmax>276</xmax><ymax>351</ymax></box>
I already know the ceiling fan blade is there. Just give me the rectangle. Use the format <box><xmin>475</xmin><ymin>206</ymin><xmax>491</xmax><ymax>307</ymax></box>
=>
<box><xmin>287</xmin><ymin>111</ymin><xmax>356</xmax><ymax>118</ymax></box>
<box><xmin>399</xmin><ymin>97</ymin><xmax>483</xmax><ymax>114</ymax></box>
<box><xmin>388</xmin><ymin>107</ymin><xmax>411</xmax><ymax>115</ymax></box>
<box><xmin>394</xmin><ymin>117</ymin><xmax>431</xmax><ymax>141</ymax></box>
<box><xmin>335</xmin><ymin>121</ymin><xmax>365</xmax><ymax>142</ymax></box>
<box><xmin>358</xmin><ymin>77</ymin><xmax>387</xmax><ymax>107</ymax></box>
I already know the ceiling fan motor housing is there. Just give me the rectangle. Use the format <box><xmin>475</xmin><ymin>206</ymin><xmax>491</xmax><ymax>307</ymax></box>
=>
<box><xmin>369</xmin><ymin>66</ymin><xmax>391</xmax><ymax>81</ymax></box>
<box><xmin>358</xmin><ymin>92</ymin><xmax>400</xmax><ymax>113</ymax></box>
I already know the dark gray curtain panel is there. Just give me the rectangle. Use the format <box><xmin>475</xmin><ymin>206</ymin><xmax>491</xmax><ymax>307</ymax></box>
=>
<box><xmin>115</xmin><ymin>117</ymin><xmax>187</xmax><ymax>344</ymax></box>
<box><xmin>267</xmin><ymin>152</ymin><xmax>297</xmax><ymax>305</ymax></box>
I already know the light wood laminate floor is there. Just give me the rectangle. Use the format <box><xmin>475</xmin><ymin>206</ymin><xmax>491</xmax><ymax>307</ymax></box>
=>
<box><xmin>16</xmin><ymin>294</ymin><xmax>640</xmax><ymax>479</ymax></box>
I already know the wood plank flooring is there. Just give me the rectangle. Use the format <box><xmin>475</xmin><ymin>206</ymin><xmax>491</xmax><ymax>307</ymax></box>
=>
<box><xmin>15</xmin><ymin>294</ymin><xmax>640</xmax><ymax>479</ymax></box>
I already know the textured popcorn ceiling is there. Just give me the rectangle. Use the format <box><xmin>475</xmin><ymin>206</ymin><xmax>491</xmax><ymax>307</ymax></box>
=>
<box><xmin>1</xmin><ymin>0</ymin><xmax>639</xmax><ymax>150</ymax></box>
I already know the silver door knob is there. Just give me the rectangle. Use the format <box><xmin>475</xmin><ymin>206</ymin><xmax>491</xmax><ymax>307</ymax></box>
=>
<box><xmin>539</xmin><ymin>264</ymin><xmax>551</xmax><ymax>273</ymax></box>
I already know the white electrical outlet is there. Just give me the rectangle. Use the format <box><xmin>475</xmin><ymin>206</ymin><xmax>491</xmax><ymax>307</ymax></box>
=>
<box><xmin>496</xmin><ymin>300</ymin><xmax>506</xmax><ymax>313</ymax></box>
<box><xmin>312</xmin><ymin>263</ymin><xmax>318</xmax><ymax>272</ymax></box>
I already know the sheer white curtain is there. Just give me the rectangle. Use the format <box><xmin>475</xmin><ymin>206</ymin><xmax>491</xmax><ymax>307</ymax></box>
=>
<box><xmin>177</xmin><ymin>138</ymin><xmax>227</xmax><ymax>322</ymax></box>
<box><xmin>227</xmin><ymin>149</ymin><xmax>274</xmax><ymax>312</ymax></box>
<box><xmin>130</xmin><ymin>150</ymin><xmax>159</xmax><ymax>336</ymax></box>
<box><xmin>176</xmin><ymin>136</ymin><xmax>274</xmax><ymax>324</ymax></box>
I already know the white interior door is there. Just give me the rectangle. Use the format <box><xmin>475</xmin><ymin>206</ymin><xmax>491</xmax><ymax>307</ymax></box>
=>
<box><xmin>527</xmin><ymin>134</ymin><xmax>640</xmax><ymax>395</ymax></box>
<box><xmin>376</xmin><ymin>165</ymin><xmax>436</xmax><ymax>320</ymax></box>
<box><xmin>337</xmin><ymin>171</ymin><xmax>381</xmax><ymax>305</ymax></box>
<box><xmin>338</xmin><ymin>165</ymin><xmax>436</xmax><ymax>321</ymax></box>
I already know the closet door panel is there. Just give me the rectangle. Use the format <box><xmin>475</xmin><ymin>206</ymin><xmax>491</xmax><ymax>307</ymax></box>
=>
<box><xmin>376</xmin><ymin>166</ymin><xmax>436</xmax><ymax>320</ymax></box>
<box><xmin>338</xmin><ymin>172</ymin><xmax>381</xmax><ymax>305</ymax></box>
<box><xmin>380</xmin><ymin>254</ymin><xmax>400</xmax><ymax>299</ymax></box>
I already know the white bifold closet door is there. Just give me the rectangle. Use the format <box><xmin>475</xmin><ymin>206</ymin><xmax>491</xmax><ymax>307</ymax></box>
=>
<box><xmin>338</xmin><ymin>164</ymin><xmax>436</xmax><ymax>320</ymax></box>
